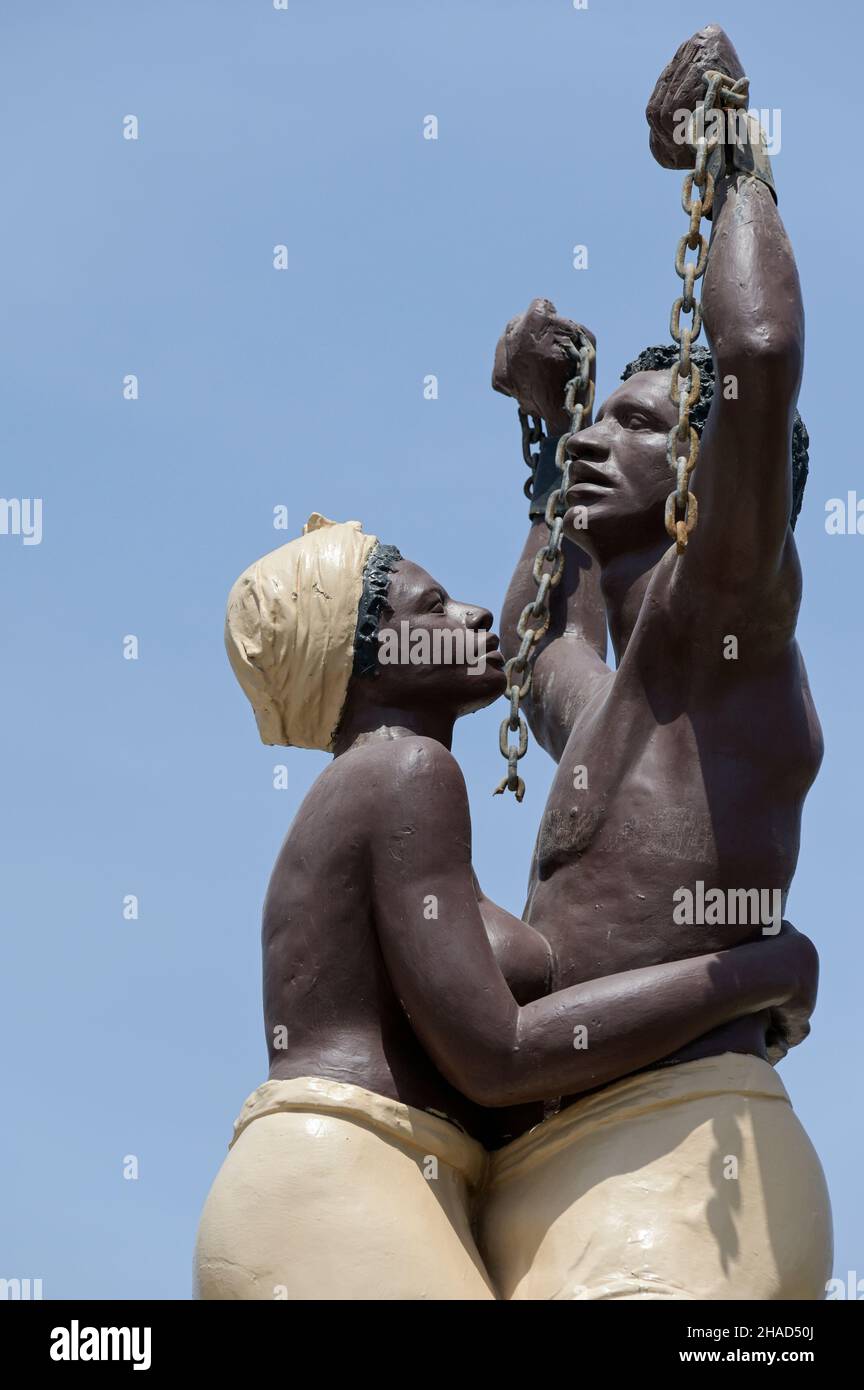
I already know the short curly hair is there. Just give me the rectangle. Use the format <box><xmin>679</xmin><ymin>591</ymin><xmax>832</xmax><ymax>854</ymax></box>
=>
<box><xmin>621</xmin><ymin>344</ymin><xmax>809</xmax><ymax>529</ymax></box>
<box><xmin>352</xmin><ymin>542</ymin><xmax>403</xmax><ymax>678</ymax></box>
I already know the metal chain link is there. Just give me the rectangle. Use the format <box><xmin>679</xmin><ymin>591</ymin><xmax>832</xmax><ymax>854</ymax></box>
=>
<box><xmin>518</xmin><ymin>410</ymin><xmax>544</xmax><ymax>498</ymax></box>
<box><xmin>665</xmin><ymin>67</ymin><xmax>750</xmax><ymax>554</ymax></box>
<box><xmin>495</xmin><ymin>334</ymin><xmax>596</xmax><ymax>801</ymax></box>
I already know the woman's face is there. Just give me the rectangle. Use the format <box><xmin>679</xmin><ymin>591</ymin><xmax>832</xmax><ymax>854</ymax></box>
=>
<box><xmin>369</xmin><ymin>558</ymin><xmax>507</xmax><ymax>714</ymax></box>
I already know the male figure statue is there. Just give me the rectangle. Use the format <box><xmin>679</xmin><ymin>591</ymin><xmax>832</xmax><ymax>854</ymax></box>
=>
<box><xmin>484</xmin><ymin>24</ymin><xmax>831</xmax><ymax>1298</ymax></box>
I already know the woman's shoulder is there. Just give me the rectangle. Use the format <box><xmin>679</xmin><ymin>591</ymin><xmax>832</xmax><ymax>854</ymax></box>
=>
<box><xmin>336</xmin><ymin>734</ymin><xmax>461</xmax><ymax>777</ymax></box>
<box><xmin>322</xmin><ymin>736</ymin><xmax>468</xmax><ymax>812</ymax></box>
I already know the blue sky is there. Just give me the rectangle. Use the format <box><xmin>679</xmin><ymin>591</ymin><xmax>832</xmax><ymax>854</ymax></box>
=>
<box><xmin>1</xmin><ymin>0</ymin><xmax>861</xmax><ymax>1299</ymax></box>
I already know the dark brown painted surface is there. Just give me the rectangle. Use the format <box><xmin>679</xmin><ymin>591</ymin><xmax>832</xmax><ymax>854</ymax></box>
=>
<box><xmin>260</xmin><ymin>27</ymin><xmax>820</xmax><ymax>1147</ymax></box>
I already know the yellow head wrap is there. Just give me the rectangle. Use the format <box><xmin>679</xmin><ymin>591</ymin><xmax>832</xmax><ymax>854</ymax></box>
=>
<box><xmin>225</xmin><ymin>514</ymin><xmax>379</xmax><ymax>750</ymax></box>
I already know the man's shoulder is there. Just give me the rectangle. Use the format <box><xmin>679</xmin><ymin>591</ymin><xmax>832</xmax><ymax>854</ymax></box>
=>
<box><xmin>630</xmin><ymin>530</ymin><xmax>802</xmax><ymax>653</ymax></box>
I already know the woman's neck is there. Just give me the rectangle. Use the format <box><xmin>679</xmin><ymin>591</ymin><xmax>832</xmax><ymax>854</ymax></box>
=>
<box><xmin>333</xmin><ymin>702</ymin><xmax>456</xmax><ymax>757</ymax></box>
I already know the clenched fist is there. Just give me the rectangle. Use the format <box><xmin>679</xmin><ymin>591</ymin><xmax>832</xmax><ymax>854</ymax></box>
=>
<box><xmin>646</xmin><ymin>24</ymin><xmax>745</xmax><ymax>170</ymax></box>
<box><xmin>492</xmin><ymin>298</ymin><xmax>596</xmax><ymax>438</ymax></box>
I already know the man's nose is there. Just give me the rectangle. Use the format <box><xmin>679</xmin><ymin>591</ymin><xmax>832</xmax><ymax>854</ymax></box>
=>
<box><xmin>565</xmin><ymin>426</ymin><xmax>609</xmax><ymax>461</ymax></box>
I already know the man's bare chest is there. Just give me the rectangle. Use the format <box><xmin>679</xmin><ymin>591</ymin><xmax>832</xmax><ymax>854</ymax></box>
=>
<box><xmin>533</xmin><ymin>662</ymin><xmax>816</xmax><ymax>880</ymax></box>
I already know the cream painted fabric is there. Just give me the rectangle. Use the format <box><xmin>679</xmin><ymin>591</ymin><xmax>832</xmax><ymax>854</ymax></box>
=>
<box><xmin>479</xmin><ymin>1052</ymin><xmax>833</xmax><ymax>1301</ymax></box>
<box><xmin>224</xmin><ymin>514</ymin><xmax>378</xmax><ymax>751</ymax></box>
<box><xmin>194</xmin><ymin>1076</ymin><xmax>495</xmax><ymax>1301</ymax></box>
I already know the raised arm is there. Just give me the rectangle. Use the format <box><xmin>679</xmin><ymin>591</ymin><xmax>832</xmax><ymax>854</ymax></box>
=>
<box><xmin>493</xmin><ymin>299</ymin><xmax>609</xmax><ymax>761</ymax></box>
<box><xmin>648</xmin><ymin>26</ymin><xmax>803</xmax><ymax>609</ymax></box>
<box><xmin>366</xmin><ymin>736</ymin><xmax>816</xmax><ymax>1107</ymax></box>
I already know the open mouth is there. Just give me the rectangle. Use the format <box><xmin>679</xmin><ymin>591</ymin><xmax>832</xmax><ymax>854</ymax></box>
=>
<box><xmin>567</xmin><ymin>460</ymin><xmax>611</xmax><ymax>490</ymax></box>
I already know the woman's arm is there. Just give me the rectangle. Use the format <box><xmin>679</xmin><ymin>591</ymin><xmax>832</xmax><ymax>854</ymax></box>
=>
<box><xmin>366</xmin><ymin>737</ymin><xmax>816</xmax><ymax>1107</ymax></box>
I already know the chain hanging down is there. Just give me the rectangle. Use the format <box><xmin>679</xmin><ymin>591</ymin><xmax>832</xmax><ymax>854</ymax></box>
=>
<box><xmin>494</xmin><ymin>335</ymin><xmax>596</xmax><ymax>801</ymax></box>
<box><xmin>665</xmin><ymin>67</ymin><xmax>749</xmax><ymax>554</ymax></box>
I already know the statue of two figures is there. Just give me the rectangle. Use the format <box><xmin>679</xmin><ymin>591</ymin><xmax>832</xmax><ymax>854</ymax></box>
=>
<box><xmin>194</xmin><ymin>27</ymin><xmax>832</xmax><ymax>1301</ymax></box>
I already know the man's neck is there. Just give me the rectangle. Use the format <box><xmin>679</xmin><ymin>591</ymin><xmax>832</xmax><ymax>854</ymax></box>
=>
<box><xmin>600</xmin><ymin>537</ymin><xmax>670</xmax><ymax>660</ymax></box>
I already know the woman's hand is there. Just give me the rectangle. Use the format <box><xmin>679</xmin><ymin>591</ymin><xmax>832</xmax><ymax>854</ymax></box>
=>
<box><xmin>765</xmin><ymin>922</ymin><xmax>819</xmax><ymax>1063</ymax></box>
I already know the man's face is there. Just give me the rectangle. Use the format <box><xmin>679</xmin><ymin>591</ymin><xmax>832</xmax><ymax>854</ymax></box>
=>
<box><xmin>563</xmin><ymin>369</ymin><xmax>680</xmax><ymax>558</ymax></box>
